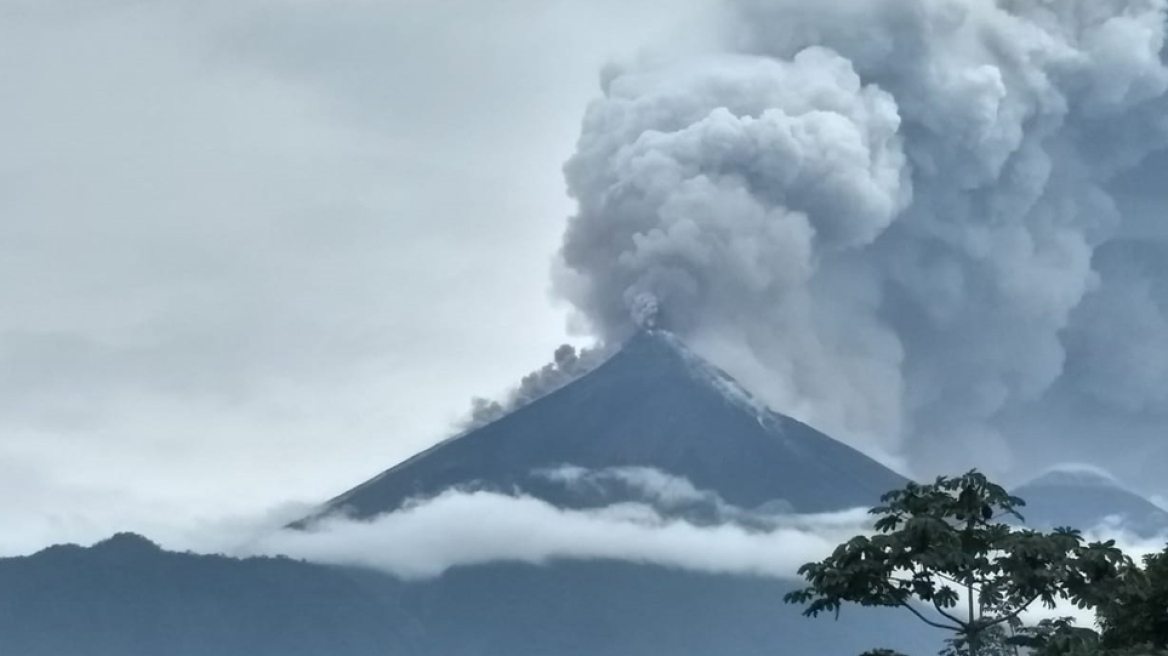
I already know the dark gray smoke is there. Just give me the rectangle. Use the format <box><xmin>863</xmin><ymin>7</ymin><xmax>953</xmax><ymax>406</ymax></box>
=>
<box><xmin>464</xmin><ymin>343</ymin><xmax>611</xmax><ymax>429</ymax></box>
<box><xmin>552</xmin><ymin>0</ymin><xmax>1168</xmax><ymax>488</ymax></box>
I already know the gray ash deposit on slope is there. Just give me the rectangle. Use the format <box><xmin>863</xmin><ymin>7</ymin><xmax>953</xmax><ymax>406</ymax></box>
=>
<box><xmin>299</xmin><ymin>330</ymin><xmax>905</xmax><ymax>526</ymax></box>
<box><xmin>1014</xmin><ymin>466</ymin><xmax>1168</xmax><ymax>538</ymax></box>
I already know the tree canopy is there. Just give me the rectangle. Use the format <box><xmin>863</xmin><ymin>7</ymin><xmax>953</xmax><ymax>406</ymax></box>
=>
<box><xmin>784</xmin><ymin>471</ymin><xmax>1141</xmax><ymax>656</ymax></box>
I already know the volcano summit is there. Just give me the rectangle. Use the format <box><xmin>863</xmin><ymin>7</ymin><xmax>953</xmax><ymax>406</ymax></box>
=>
<box><xmin>304</xmin><ymin>330</ymin><xmax>907</xmax><ymax>525</ymax></box>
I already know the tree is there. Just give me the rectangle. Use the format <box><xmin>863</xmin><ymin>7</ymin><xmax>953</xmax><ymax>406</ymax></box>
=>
<box><xmin>1012</xmin><ymin>616</ymin><xmax>1168</xmax><ymax>656</ymax></box>
<box><xmin>784</xmin><ymin>471</ymin><xmax>1132</xmax><ymax>656</ymax></box>
<box><xmin>1006</xmin><ymin>618</ymin><xmax>1104</xmax><ymax>656</ymax></box>
<box><xmin>981</xmin><ymin>546</ymin><xmax>1168</xmax><ymax>656</ymax></box>
<box><xmin>1096</xmin><ymin>545</ymin><xmax>1168</xmax><ymax>653</ymax></box>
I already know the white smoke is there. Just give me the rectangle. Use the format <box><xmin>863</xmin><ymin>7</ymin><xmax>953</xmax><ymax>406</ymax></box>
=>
<box><xmin>553</xmin><ymin>0</ymin><xmax>1168</xmax><ymax>482</ymax></box>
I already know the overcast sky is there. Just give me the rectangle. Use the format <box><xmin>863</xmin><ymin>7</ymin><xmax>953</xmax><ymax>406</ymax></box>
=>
<box><xmin>0</xmin><ymin>0</ymin><xmax>720</xmax><ymax>553</ymax></box>
<box><xmin>9</xmin><ymin>0</ymin><xmax>1168</xmax><ymax>556</ymax></box>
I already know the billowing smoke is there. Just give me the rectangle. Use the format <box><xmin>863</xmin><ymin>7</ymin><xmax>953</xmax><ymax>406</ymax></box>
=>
<box><xmin>552</xmin><ymin>0</ymin><xmax>1168</xmax><ymax>485</ymax></box>
<box><xmin>464</xmin><ymin>343</ymin><xmax>611</xmax><ymax>429</ymax></box>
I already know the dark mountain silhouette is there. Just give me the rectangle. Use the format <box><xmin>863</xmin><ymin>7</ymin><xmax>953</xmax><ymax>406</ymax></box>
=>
<box><xmin>0</xmin><ymin>533</ymin><xmax>421</xmax><ymax>656</ymax></box>
<box><xmin>305</xmin><ymin>329</ymin><xmax>907</xmax><ymax>524</ymax></box>
<box><xmin>393</xmin><ymin>559</ymin><xmax>939</xmax><ymax>656</ymax></box>
<box><xmin>0</xmin><ymin>533</ymin><xmax>940</xmax><ymax>656</ymax></box>
<box><xmin>1014</xmin><ymin>467</ymin><xmax>1168</xmax><ymax>538</ymax></box>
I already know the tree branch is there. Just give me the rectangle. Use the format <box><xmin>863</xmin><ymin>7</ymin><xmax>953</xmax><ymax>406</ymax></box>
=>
<box><xmin>931</xmin><ymin>598</ymin><xmax>966</xmax><ymax>627</ymax></box>
<box><xmin>968</xmin><ymin>579</ymin><xmax>975</xmax><ymax>625</ymax></box>
<box><xmin>895</xmin><ymin>599</ymin><xmax>963</xmax><ymax>632</ymax></box>
<box><xmin>982</xmin><ymin>595</ymin><xmax>1041</xmax><ymax>629</ymax></box>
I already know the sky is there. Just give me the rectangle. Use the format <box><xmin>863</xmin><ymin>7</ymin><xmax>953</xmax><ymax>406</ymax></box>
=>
<box><xmin>7</xmin><ymin>0</ymin><xmax>1168</xmax><ymax>557</ymax></box>
<box><xmin>0</xmin><ymin>0</ymin><xmax>720</xmax><ymax>554</ymax></box>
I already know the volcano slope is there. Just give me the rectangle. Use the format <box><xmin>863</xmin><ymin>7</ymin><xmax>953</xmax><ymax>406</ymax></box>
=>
<box><xmin>308</xmin><ymin>330</ymin><xmax>907</xmax><ymax>521</ymax></box>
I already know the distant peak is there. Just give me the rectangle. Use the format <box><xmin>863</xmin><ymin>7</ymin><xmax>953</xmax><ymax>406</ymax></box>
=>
<box><xmin>93</xmin><ymin>532</ymin><xmax>162</xmax><ymax>553</ymax></box>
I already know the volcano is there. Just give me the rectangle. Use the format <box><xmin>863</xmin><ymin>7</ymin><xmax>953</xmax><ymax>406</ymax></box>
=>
<box><xmin>1014</xmin><ymin>467</ymin><xmax>1168</xmax><ymax>538</ymax></box>
<box><xmin>0</xmin><ymin>331</ymin><xmax>938</xmax><ymax>656</ymax></box>
<box><xmin>305</xmin><ymin>330</ymin><xmax>906</xmax><ymax>524</ymax></box>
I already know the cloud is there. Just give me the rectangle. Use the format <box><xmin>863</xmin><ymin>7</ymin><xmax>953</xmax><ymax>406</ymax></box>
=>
<box><xmin>0</xmin><ymin>0</ymin><xmax>722</xmax><ymax>551</ymax></box>
<box><xmin>537</xmin><ymin>465</ymin><xmax>735</xmax><ymax>509</ymax></box>
<box><xmin>250</xmin><ymin>493</ymin><xmax>1160</xmax><ymax>647</ymax></box>
<box><xmin>252</xmin><ymin>485</ymin><xmax>871</xmax><ymax>581</ymax></box>
<box><xmin>549</xmin><ymin>0</ymin><xmax>1168</xmax><ymax>490</ymax></box>
<box><xmin>534</xmin><ymin>465</ymin><xmax>801</xmax><ymax>521</ymax></box>
<box><xmin>0</xmin><ymin>447</ymin><xmax>315</xmax><ymax>558</ymax></box>
<box><xmin>243</xmin><ymin>465</ymin><xmax>1166</xmax><ymax>638</ymax></box>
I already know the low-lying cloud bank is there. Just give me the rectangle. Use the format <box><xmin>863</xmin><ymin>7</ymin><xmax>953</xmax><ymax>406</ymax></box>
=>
<box><xmin>244</xmin><ymin>467</ymin><xmax>1168</xmax><ymax>593</ymax></box>
<box><xmin>252</xmin><ymin>483</ymin><xmax>871</xmax><ymax>580</ymax></box>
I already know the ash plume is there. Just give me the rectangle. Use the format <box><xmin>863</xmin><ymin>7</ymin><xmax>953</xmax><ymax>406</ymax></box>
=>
<box><xmin>552</xmin><ymin>0</ymin><xmax>1168</xmax><ymax>486</ymax></box>
<box><xmin>464</xmin><ymin>343</ymin><xmax>611</xmax><ymax>429</ymax></box>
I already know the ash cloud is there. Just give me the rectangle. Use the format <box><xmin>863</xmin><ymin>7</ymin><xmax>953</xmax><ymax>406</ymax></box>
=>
<box><xmin>464</xmin><ymin>343</ymin><xmax>611</xmax><ymax>429</ymax></box>
<box><xmin>551</xmin><ymin>0</ymin><xmax>1168</xmax><ymax>488</ymax></box>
